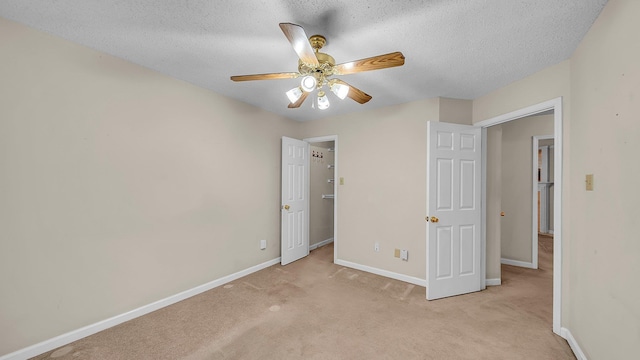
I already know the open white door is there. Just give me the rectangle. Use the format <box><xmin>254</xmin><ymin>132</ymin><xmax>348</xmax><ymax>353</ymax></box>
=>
<box><xmin>426</xmin><ymin>122</ymin><xmax>482</xmax><ymax>300</ymax></box>
<box><xmin>281</xmin><ymin>137</ymin><xmax>310</xmax><ymax>265</ymax></box>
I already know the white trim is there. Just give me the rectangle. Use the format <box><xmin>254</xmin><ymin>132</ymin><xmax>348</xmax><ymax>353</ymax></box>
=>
<box><xmin>304</xmin><ymin>135</ymin><xmax>338</xmax><ymax>264</ymax></box>
<box><xmin>501</xmin><ymin>257</ymin><xmax>536</xmax><ymax>269</ymax></box>
<box><xmin>309</xmin><ymin>237</ymin><xmax>334</xmax><ymax>251</ymax></box>
<box><xmin>0</xmin><ymin>257</ymin><xmax>281</xmax><ymax>360</ymax></box>
<box><xmin>477</xmin><ymin>97</ymin><xmax>563</xmax><ymax>335</ymax></box>
<box><xmin>553</xmin><ymin>99</ymin><xmax>563</xmax><ymax>336</ymax></box>
<box><xmin>561</xmin><ymin>327</ymin><xmax>588</xmax><ymax>360</ymax></box>
<box><xmin>481</xmin><ymin>127</ymin><xmax>488</xmax><ymax>290</ymax></box>
<box><xmin>485</xmin><ymin>278</ymin><xmax>502</xmax><ymax>286</ymax></box>
<box><xmin>335</xmin><ymin>259</ymin><xmax>427</xmax><ymax>287</ymax></box>
<box><xmin>475</xmin><ymin>98</ymin><xmax>560</xmax><ymax>128</ymax></box>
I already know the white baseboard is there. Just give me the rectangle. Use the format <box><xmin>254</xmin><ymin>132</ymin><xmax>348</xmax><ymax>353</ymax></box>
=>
<box><xmin>334</xmin><ymin>259</ymin><xmax>427</xmax><ymax>287</ymax></box>
<box><xmin>309</xmin><ymin>237</ymin><xmax>334</xmax><ymax>251</ymax></box>
<box><xmin>561</xmin><ymin>327</ymin><xmax>587</xmax><ymax>360</ymax></box>
<box><xmin>501</xmin><ymin>257</ymin><xmax>537</xmax><ymax>269</ymax></box>
<box><xmin>485</xmin><ymin>278</ymin><xmax>501</xmax><ymax>286</ymax></box>
<box><xmin>0</xmin><ymin>257</ymin><xmax>281</xmax><ymax>360</ymax></box>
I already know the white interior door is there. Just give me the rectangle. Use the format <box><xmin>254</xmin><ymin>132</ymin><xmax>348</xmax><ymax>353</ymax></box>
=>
<box><xmin>426</xmin><ymin>122</ymin><xmax>482</xmax><ymax>300</ymax></box>
<box><xmin>281</xmin><ymin>137</ymin><xmax>310</xmax><ymax>265</ymax></box>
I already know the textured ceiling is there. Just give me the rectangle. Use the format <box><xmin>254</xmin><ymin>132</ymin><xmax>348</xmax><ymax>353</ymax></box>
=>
<box><xmin>0</xmin><ymin>0</ymin><xmax>607</xmax><ymax>122</ymax></box>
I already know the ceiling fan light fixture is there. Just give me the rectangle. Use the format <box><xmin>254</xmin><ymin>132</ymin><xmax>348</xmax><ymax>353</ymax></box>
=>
<box><xmin>231</xmin><ymin>23</ymin><xmax>404</xmax><ymax>110</ymax></box>
<box><xmin>330</xmin><ymin>82</ymin><xmax>350</xmax><ymax>100</ymax></box>
<box><xmin>300</xmin><ymin>75</ymin><xmax>317</xmax><ymax>92</ymax></box>
<box><xmin>286</xmin><ymin>86</ymin><xmax>303</xmax><ymax>103</ymax></box>
<box><xmin>317</xmin><ymin>91</ymin><xmax>330</xmax><ymax>110</ymax></box>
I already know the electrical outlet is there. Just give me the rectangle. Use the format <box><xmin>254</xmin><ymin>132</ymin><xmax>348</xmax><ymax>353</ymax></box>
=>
<box><xmin>374</xmin><ymin>242</ymin><xmax>380</xmax><ymax>252</ymax></box>
<box><xmin>260</xmin><ymin>239</ymin><xmax>267</xmax><ymax>250</ymax></box>
<box><xmin>400</xmin><ymin>249</ymin><xmax>408</xmax><ymax>261</ymax></box>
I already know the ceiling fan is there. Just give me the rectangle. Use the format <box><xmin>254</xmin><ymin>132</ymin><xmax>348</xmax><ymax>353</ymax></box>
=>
<box><xmin>230</xmin><ymin>23</ymin><xmax>405</xmax><ymax>110</ymax></box>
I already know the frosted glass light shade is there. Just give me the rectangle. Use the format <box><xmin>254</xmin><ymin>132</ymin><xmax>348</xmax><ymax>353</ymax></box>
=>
<box><xmin>317</xmin><ymin>91</ymin><xmax>330</xmax><ymax>110</ymax></box>
<box><xmin>286</xmin><ymin>87</ymin><xmax>303</xmax><ymax>103</ymax></box>
<box><xmin>331</xmin><ymin>82</ymin><xmax>349</xmax><ymax>100</ymax></box>
<box><xmin>300</xmin><ymin>76</ymin><xmax>317</xmax><ymax>92</ymax></box>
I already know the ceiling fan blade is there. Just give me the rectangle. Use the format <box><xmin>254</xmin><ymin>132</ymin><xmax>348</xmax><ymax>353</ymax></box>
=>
<box><xmin>279</xmin><ymin>23</ymin><xmax>320</xmax><ymax>67</ymax></box>
<box><xmin>230</xmin><ymin>72</ymin><xmax>300</xmax><ymax>82</ymax></box>
<box><xmin>334</xmin><ymin>51</ymin><xmax>405</xmax><ymax>75</ymax></box>
<box><xmin>334</xmin><ymin>79</ymin><xmax>372</xmax><ymax>104</ymax></box>
<box><xmin>288</xmin><ymin>91</ymin><xmax>310</xmax><ymax>108</ymax></box>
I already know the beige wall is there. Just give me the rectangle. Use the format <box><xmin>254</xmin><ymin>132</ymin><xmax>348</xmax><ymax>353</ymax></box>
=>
<box><xmin>500</xmin><ymin>115</ymin><xmax>553</xmax><ymax>263</ymax></box>
<box><xmin>3</xmin><ymin>0</ymin><xmax>640</xmax><ymax>357</ymax></box>
<box><xmin>439</xmin><ymin>97</ymin><xmax>473</xmax><ymax>125</ymax></box>
<box><xmin>0</xmin><ymin>18</ymin><xmax>299</xmax><ymax>355</ymax></box>
<box><xmin>309</xmin><ymin>144</ymin><xmax>334</xmax><ymax>246</ymax></box>
<box><xmin>300</xmin><ymin>98</ymin><xmax>440</xmax><ymax>279</ymax></box>
<box><xmin>474</xmin><ymin>0</ymin><xmax>640</xmax><ymax>357</ymax></box>
<box><xmin>568</xmin><ymin>0</ymin><xmax>640</xmax><ymax>358</ymax></box>
<box><xmin>472</xmin><ymin>60</ymin><xmax>571</xmax><ymax>123</ymax></box>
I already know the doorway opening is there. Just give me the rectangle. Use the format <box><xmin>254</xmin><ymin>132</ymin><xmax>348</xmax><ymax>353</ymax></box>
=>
<box><xmin>476</xmin><ymin>97</ymin><xmax>563</xmax><ymax>335</ymax></box>
<box><xmin>308</xmin><ymin>140</ymin><xmax>335</xmax><ymax>254</ymax></box>
<box><xmin>486</xmin><ymin>114</ymin><xmax>554</xmax><ymax>270</ymax></box>
<box><xmin>304</xmin><ymin>135</ymin><xmax>338</xmax><ymax>262</ymax></box>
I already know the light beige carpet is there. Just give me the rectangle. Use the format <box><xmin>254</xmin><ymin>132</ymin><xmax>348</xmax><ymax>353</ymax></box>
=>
<box><xmin>32</xmin><ymin>236</ymin><xmax>573</xmax><ymax>359</ymax></box>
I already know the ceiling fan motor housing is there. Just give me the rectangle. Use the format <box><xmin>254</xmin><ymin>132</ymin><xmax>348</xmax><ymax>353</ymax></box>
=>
<box><xmin>309</xmin><ymin>35</ymin><xmax>327</xmax><ymax>50</ymax></box>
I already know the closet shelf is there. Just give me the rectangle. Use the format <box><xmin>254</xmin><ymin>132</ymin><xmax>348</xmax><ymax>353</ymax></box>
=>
<box><xmin>322</xmin><ymin>194</ymin><xmax>335</xmax><ymax>199</ymax></box>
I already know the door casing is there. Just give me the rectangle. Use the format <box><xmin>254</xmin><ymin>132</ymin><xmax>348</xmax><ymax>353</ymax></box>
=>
<box><xmin>476</xmin><ymin>97</ymin><xmax>563</xmax><ymax>335</ymax></box>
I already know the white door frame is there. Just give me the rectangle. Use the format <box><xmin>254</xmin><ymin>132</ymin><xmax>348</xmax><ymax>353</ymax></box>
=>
<box><xmin>532</xmin><ymin>135</ymin><xmax>554</xmax><ymax>270</ymax></box>
<box><xmin>476</xmin><ymin>97</ymin><xmax>563</xmax><ymax>335</ymax></box>
<box><xmin>303</xmin><ymin>135</ymin><xmax>338</xmax><ymax>263</ymax></box>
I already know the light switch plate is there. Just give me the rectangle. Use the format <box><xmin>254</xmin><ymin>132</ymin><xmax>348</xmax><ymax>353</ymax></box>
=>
<box><xmin>586</xmin><ymin>174</ymin><xmax>594</xmax><ymax>191</ymax></box>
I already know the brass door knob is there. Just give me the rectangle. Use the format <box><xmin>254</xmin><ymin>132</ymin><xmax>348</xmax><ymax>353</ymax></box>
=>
<box><xmin>283</xmin><ymin>205</ymin><xmax>290</xmax><ymax>210</ymax></box>
<box><xmin>430</xmin><ymin>216</ymin><xmax>439</xmax><ymax>223</ymax></box>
